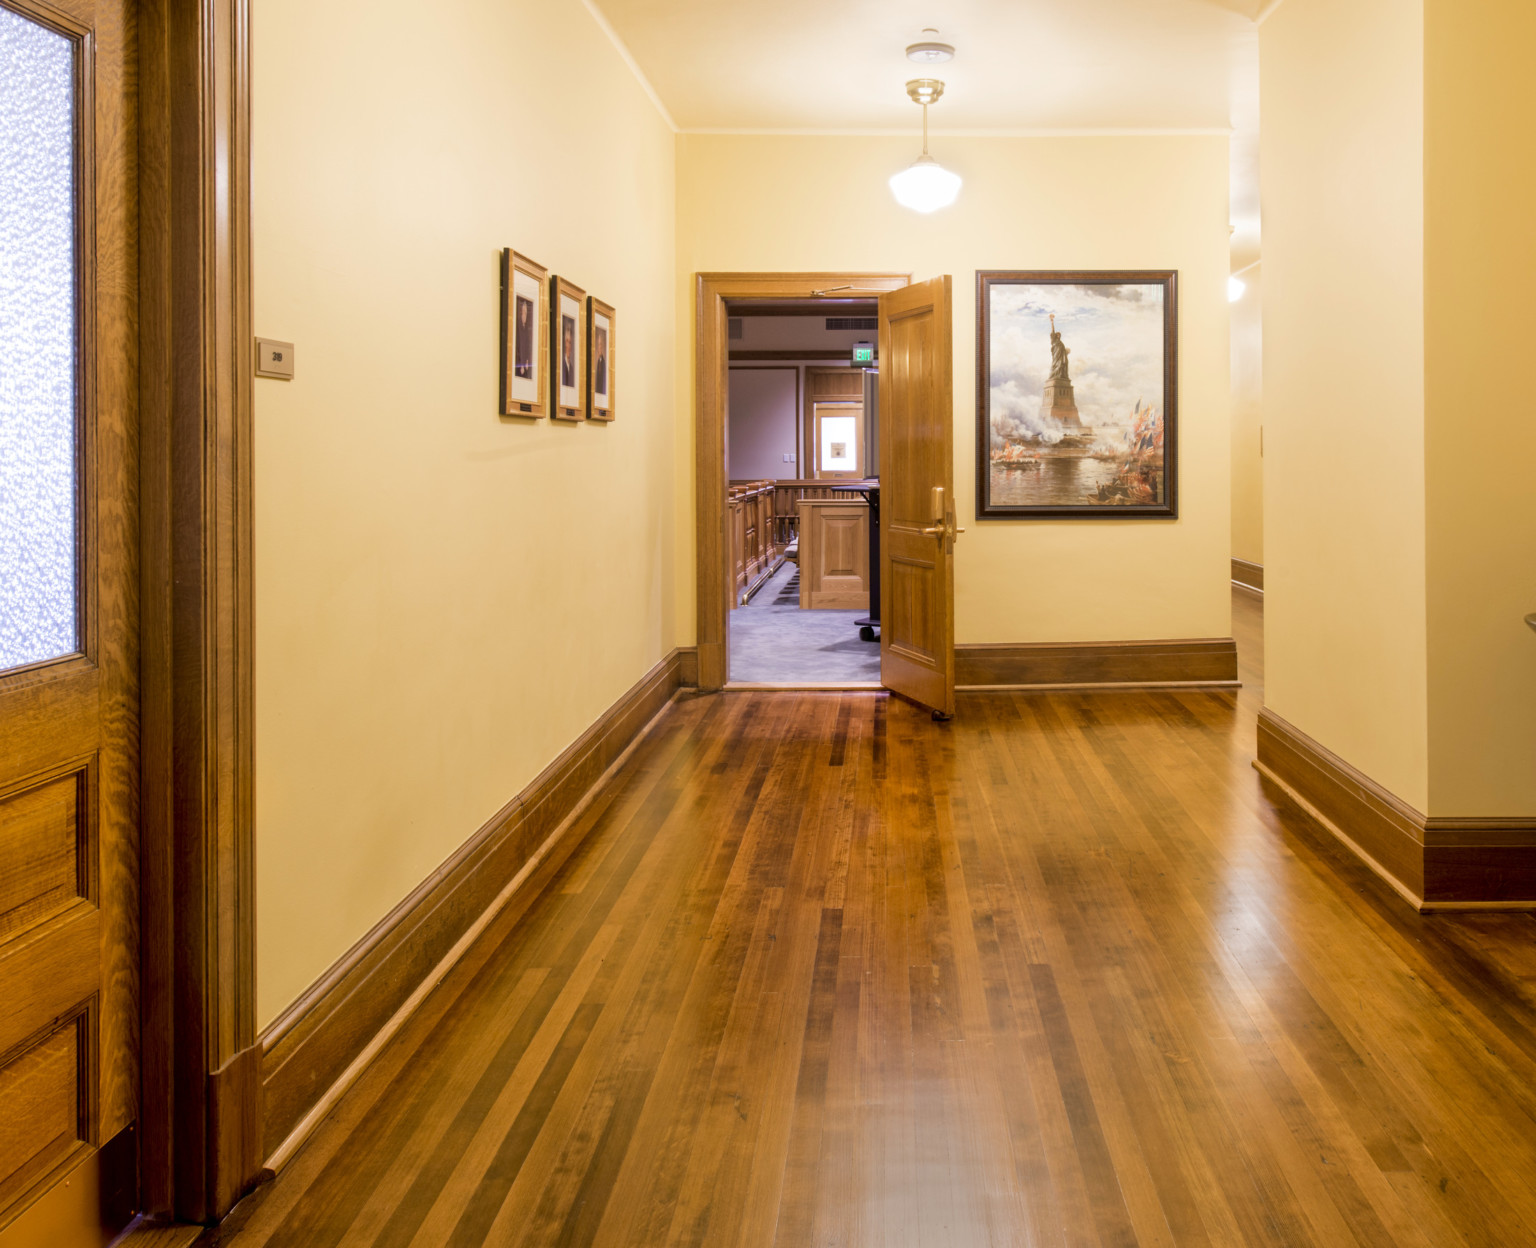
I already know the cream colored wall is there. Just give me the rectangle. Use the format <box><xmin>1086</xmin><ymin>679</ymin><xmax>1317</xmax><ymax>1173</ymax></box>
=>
<box><xmin>675</xmin><ymin>134</ymin><xmax>1232</xmax><ymax>646</ymax></box>
<box><xmin>252</xmin><ymin>0</ymin><xmax>677</xmax><ymax>1026</ymax></box>
<box><xmin>1259</xmin><ymin>0</ymin><xmax>1429</xmax><ymax>810</ymax></box>
<box><xmin>1423</xmin><ymin>0</ymin><xmax>1536</xmax><ymax>815</ymax></box>
<box><xmin>1230</xmin><ymin>264</ymin><xmax>1263</xmax><ymax>565</ymax></box>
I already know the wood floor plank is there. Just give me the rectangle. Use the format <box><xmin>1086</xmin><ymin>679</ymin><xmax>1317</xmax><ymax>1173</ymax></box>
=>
<box><xmin>211</xmin><ymin>593</ymin><xmax>1536</xmax><ymax>1248</ymax></box>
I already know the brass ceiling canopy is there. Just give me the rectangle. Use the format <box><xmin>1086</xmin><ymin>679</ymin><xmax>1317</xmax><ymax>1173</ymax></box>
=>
<box><xmin>905</xmin><ymin>78</ymin><xmax>946</xmax><ymax>106</ymax></box>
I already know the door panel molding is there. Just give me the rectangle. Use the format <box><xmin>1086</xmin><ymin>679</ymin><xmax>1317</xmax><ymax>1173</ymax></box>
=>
<box><xmin>695</xmin><ymin>273</ymin><xmax>909</xmax><ymax>691</ymax></box>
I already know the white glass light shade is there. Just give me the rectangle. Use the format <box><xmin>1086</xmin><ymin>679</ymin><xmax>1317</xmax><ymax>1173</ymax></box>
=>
<box><xmin>889</xmin><ymin>154</ymin><xmax>961</xmax><ymax>213</ymax></box>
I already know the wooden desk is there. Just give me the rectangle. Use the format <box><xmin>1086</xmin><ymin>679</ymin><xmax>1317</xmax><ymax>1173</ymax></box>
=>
<box><xmin>797</xmin><ymin>498</ymin><xmax>869</xmax><ymax>610</ymax></box>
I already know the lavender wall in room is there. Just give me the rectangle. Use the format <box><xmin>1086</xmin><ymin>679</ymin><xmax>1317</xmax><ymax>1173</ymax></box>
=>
<box><xmin>728</xmin><ymin>367</ymin><xmax>797</xmax><ymax>479</ymax></box>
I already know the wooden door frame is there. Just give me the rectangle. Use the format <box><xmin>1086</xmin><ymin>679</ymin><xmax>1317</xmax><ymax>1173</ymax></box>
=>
<box><xmin>137</xmin><ymin>0</ymin><xmax>259</xmax><ymax>1223</ymax></box>
<box><xmin>694</xmin><ymin>273</ymin><xmax>908</xmax><ymax>691</ymax></box>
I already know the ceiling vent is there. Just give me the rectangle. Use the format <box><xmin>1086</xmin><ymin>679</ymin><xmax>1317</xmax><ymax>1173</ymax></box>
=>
<box><xmin>826</xmin><ymin>317</ymin><xmax>878</xmax><ymax>331</ymax></box>
<box><xmin>728</xmin><ymin>317</ymin><xmax>743</xmax><ymax>340</ymax></box>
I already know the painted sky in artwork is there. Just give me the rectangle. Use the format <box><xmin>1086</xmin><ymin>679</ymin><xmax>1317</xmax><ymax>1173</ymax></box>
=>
<box><xmin>988</xmin><ymin>283</ymin><xmax>1164</xmax><ymax>448</ymax></box>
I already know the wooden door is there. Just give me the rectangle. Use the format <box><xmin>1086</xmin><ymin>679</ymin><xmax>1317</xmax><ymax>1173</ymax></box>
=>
<box><xmin>804</xmin><ymin>368</ymin><xmax>864</xmax><ymax>480</ymax></box>
<box><xmin>878</xmin><ymin>277</ymin><xmax>957</xmax><ymax>718</ymax></box>
<box><xmin>811</xmin><ymin>403</ymin><xmax>862</xmax><ymax>479</ymax></box>
<box><xmin>0</xmin><ymin>0</ymin><xmax>139</xmax><ymax>1233</ymax></box>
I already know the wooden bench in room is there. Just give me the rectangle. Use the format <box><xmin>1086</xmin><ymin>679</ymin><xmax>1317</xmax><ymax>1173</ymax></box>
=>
<box><xmin>728</xmin><ymin>480</ymin><xmax>781</xmax><ymax>605</ymax></box>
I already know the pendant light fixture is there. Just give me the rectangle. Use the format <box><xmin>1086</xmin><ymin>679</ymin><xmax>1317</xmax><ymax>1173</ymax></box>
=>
<box><xmin>890</xmin><ymin>78</ymin><xmax>961</xmax><ymax>213</ymax></box>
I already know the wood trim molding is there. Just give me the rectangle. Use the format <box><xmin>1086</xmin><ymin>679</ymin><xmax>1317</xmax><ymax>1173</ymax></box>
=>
<box><xmin>1231</xmin><ymin>558</ymin><xmax>1263</xmax><ymax>592</ymax></box>
<box><xmin>677</xmin><ymin>645</ymin><xmax>699</xmax><ymax>688</ymax></box>
<box><xmin>258</xmin><ymin>648</ymin><xmax>694</xmax><ymax>1166</ymax></box>
<box><xmin>955</xmin><ymin>638</ymin><xmax>1239</xmax><ymax>690</ymax></box>
<box><xmin>1255</xmin><ymin>709</ymin><xmax>1536</xmax><ymax>909</ymax></box>
<box><xmin>696</xmin><ymin>273</ymin><xmax>910</xmax><ymax>691</ymax></box>
<box><xmin>729</xmin><ymin>349</ymin><xmax>862</xmax><ymax>361</ymax></box>
<box><xmin>729</xmin><ymin>301</ymin><xmax>879</xmax><ymax>317</ymax></box>
<box><xmin>138</xmin><ymin>0</ymin><xmax>258</xmax><ymax>1223</ymax></box>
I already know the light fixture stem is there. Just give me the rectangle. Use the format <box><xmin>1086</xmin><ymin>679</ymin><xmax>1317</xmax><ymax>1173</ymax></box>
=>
<box><xmin>922</xmin><ymin>101</ymin><xmax>929</xmax><ymax>156</ymax></box>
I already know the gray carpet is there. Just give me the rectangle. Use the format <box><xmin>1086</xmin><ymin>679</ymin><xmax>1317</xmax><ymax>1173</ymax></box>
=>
<box><xmin>728</xmin><ymin>561</ymin><xmax>881</xmax><ymax>683</ymax></box>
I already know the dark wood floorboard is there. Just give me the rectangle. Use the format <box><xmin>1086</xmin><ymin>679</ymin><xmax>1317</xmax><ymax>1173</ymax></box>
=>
<box><xmin>210</xmin><ymin>589</ymin><xmax>1536</xmax><ymax>1247</ymax></box>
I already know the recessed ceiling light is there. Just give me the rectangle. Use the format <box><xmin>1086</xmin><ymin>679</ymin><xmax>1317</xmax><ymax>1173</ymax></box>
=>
<box><xmin>907</xmin><ymin>28</ymin><xmax>955</xmax><ymax>64</ymax></box>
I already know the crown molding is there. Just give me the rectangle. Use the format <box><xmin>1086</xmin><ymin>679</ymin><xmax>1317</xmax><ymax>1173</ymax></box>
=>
<box><xmin>581</xmin><ymin>0</ymin><xmax>679</xmax><ymax>133</ymax></box>
<box><xmin>680</xmin><ymin>126</ymin><xmax>1235</xmax><ymax>138</ymax></box>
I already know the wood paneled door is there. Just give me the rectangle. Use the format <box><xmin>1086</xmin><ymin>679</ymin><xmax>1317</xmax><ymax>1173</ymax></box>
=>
<box><xmin>805</xmin><ymin>368</ymin><xmax>865</xmax><ymax>480</ymax></box>
<box><xmin>878</xmin><ymin>277</ymin><xmax>958</xmax><ymax>718</ymax></box>
<box><xmin>0</xmin><ymin>0</ymin><xmax>139</xmax><ymax>1234</ymax></box>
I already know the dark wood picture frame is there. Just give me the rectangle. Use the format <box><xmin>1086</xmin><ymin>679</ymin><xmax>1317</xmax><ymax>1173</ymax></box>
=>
<box><xmin>587</xmin><ymin>297</ymin><xmax>615</xmax><ymax>422</ymax></box>
<box><xmin>975</xmin><ymin>269</ymin><xmax>1178</xmax><ymax>519</ymax></box>
<box><xmin>550</xmin><ymin>275</ymin><xmax>587</xmax><ymax>421</ymax></box>
<box><xmin>499</xmin><ymin>249</ymin><xmax>548</xmax><ymax>418</ymax></box>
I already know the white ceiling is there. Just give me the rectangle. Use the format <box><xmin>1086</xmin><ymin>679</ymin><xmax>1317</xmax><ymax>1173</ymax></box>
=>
<box><xmin>590</xmin><ymin>0</ymin><xmax>1264</xmax><ymax>133</ymax></box>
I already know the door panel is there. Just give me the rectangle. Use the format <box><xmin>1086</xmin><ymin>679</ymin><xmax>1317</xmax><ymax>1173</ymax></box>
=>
<box><xmin>0</xmin><ymin>0</ymin><xmax>138</xmax><ymax>1232</ymax></box>
<box><xmin>878</xmin><ymin>277</ymin><xmax>956</xmax><ymax>717</ymax></box>
<box><xmin>0</xmin><ymin>1017</ymin><xmax>89</xmax><ymax>1204</ymax></box>
<box><xmin>804</xmin><ymin>368</ymin><xmax>864</xmax><ymax>479</ymax></box>
<box><xmin>0</xmin><ymin>767</ymin><xmax>90</xmax><ymax>944</ymax></box>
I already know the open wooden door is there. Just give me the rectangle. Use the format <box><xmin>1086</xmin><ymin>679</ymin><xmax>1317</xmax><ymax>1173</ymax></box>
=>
<box><xmin>0</xmin><ymin>0</ymin><xmax>140</xmax><ymax>1239</ymax></box>
<box><xmin>878</xmin><ymin>276</ymin><xmax>959</xmax><ymax>718</ymax></box>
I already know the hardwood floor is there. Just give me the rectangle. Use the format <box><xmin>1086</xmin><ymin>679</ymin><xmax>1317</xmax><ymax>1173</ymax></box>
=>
<box><xmin>209</xmin><ymin>589</ymin><xmax>1536</xmax><ymax>1247</ymax></box>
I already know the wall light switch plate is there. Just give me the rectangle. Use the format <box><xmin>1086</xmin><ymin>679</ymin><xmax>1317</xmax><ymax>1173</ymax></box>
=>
<box><xmin>256</xmin><ymin>337</ymin><xmax>295</xmax><ymax>379</ymax></box>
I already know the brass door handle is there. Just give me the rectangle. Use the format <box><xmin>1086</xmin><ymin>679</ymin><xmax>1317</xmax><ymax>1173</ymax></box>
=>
<box><xmin>923</xmin><ymin>488</ymin><xmax>963</xmax><ymax>539</ymax></box>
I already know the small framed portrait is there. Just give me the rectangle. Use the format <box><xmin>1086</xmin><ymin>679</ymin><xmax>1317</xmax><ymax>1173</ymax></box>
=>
<box><xmin>587</xmin><ymin>298</ymin><xmax>615</xmax><ymax>421</ymax></box>
<box><xmin>499</xmin><ymin>249</ymin><xmax>548</xmax><ymax>418</ymax></box>
<box><xmin>976</xmin><ymin>269</ymin><xmax>1178</xmax><ymax>518</ymax></box>
<box><xmin>550</xmin><ymin>275</ymin><xmax>587</xmax><ymax>421</ymax></box>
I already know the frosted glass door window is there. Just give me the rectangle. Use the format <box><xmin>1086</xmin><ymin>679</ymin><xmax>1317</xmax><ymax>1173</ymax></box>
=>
<box><xmin>0</xmin><ymin>10</ymin><xmax>78</xmax><ymax>672</ymax></box>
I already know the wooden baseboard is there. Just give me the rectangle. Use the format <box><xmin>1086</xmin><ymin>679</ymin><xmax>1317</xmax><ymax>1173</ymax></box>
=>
<box><xmin>208</xmin><ymin>1046</ymin><xmax>262</xmax><ymax>1216</ymax></box>
<box><xmin>1231</xmin><ymin>557</ymin><xmax>1263</xmax><ymax>592</ymax></box>
<box><xmin>1255</xmin><ymin>708</ymin><xmax>1536</xmax><ymax>908</ymax></box>
<box><xmin>258</xmin><ymin>648</ymin><xmax>692</xmax><ymax>1160</ymax></box>
<box><xmin>739</xmin><ymin>555</ymin><xmax>787</xmax><ymax>606</ymax></box>
<box><xmin>723</xmin><ymin>682</ymin><xmax>883</xmax><ymax>692</ymax></box>
<box><xmin>956</xmin><ymin>638</ymin><xmax>1238</xmax><ymax>690</ymax></box>
<box><xmin>677</xmin><ymin>645</ymin><xmax>698</xmax><ymax>688</ymax></box>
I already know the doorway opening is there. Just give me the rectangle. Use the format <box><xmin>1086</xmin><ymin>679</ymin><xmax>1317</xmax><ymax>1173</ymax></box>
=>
<box><xmin>724</xmin><ymin>299</ymin><xmax>883</xmax><ymax>686</ymax></box>
<box><xmin>692</xmin><ymin>273</ymin><xmax>909</xmax><ymax>691</ymax></box>
<box><xmin>694</xmin><ymin>271</ymin><xmax>957</xmax><ymax>716</ymax></box>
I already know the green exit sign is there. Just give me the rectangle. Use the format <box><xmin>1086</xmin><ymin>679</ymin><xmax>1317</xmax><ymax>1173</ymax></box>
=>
<box><xmin>852</xmin><ymin>341</ymin><xmax>875</xmax><ymax>365</ymax></box>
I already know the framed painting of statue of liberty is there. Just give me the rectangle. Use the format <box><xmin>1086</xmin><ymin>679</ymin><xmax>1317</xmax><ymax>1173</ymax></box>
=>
<box><xmin>975</xmin><ymin>270</ymin><xmax>1177</xmax><ymax>518</ymax></box>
